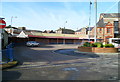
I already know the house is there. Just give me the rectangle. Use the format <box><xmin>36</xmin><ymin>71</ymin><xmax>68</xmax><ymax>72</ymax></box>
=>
<box><xmin>5</xmin><ymin>26</ymin><xmax>42</xmax><ymax>37</ymax></box>
<box><xmin>4</xmin><ymin>25</ymin><xmax>22</xmax><ymax>36</ymax></box>
<box><xmin>76</xmin><ymin>27</ymin><xmax>94</xmax><ymax>35</ymax></box>
<box><xmin>43</xmin><ymin>30</ymin><xmax>55</xmax><ymax>33</ymax></box>
<box><xmin>86</xmin><ymin>27</ymin><xmax>94</xmax><ymax>39</ymax></box>
<box><xmin>18</xmin><ymin>27</ymin><xmax>26</xmax><ymax>30</ymax></box>
<box><xmin>99</xmin><ymin>13</ymin><xmax>120</xmax><ymax>37</ymax></box>
<box><xmin>95</xmin><ymin>13</ymin><xmax>120</xmax><ymax>43</ymax></box>
<box><xmin>75</xmin><ymin>27</ymin><xmax>87</xmax><ymax>35</ymax></box>
<box><xmin>75</xmin><ymin>27</ymin><xmax>94</xmax><ymax>40</ymax></box>
<box><xmin>75</xmin><ymin>27</ymin><xmax>87</xmax><ymax>39</ymax></box>
<box><xmin>56</xmin><ymin>28</ymin><xmax>75</xmax><ymax>34</ymax></box>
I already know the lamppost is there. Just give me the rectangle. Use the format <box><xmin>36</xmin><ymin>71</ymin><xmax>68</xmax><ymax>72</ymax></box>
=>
<box><xmin>63</xmin><ymin>21</ymin><xmax>67</xmax><ymax>44</ymax></box>
<box><xmin>11</xmin><ymin>16</ymin><xmax>17</xmax><ymax>27</ymax></box>
<box><xmin>64</xmin><ymin>21</ymin><xmax>67</xmax><ymax>29</ymax></box>
<box><xmin>10</xmin><ymin>16</ymin><xmax>17</xmax><ymax>34</ymax></box>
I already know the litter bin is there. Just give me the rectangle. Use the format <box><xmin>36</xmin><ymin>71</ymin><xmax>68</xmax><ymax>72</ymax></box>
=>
<box><xmin>6</xmin><ymin>43</ymin><xmax>14</xmax><ymax>62</ymax></box>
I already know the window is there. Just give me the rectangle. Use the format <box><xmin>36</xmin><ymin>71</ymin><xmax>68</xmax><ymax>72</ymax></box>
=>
<box><xmin>107</xmin><ymin>28</ymin><xmax>111</xmax><ymax>33</ymax></box>
<box><xmin>99</xmin><ymin>28</ymin><xmax>102</xmax><ymax>33</ymax></box>
<box><xmin>114</xmin><ymin>21</ymin><xmax>119</xmax><ymax>31</ymax></box>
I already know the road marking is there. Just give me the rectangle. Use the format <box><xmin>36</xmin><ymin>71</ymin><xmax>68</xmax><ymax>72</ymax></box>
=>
<box><xmin>6</xmin><ymin>61</ymin><xmax>96</xmax><ymax>71</ymax></box>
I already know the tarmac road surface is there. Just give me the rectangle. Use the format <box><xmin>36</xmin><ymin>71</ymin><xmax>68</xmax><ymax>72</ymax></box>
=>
<box><xmin>2</xmin><ymin>44</ymin><xmax>118</xmax><ymax>80</ymax></box>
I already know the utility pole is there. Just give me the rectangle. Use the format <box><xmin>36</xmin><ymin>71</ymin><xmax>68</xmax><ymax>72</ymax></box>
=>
<box><xmin>94</xmin><ymin>0</ymin><xmax>97</xmax><ymax>42</ymax></box>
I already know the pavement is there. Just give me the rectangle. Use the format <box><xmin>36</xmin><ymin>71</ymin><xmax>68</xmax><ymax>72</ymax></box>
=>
<box><xmin>2</xmin><ymin>44</ymin><xmax>119</xmax><ymax>80</ymax></box>
<box><xmin>1</xmin><ymin>60</ymin><xmax>18</xmax><ymax>69</ymax></box>
<box><xmin>2</xmin><ymin>49</ymin><xmax>19</xmax><ymax>69</ymax></box>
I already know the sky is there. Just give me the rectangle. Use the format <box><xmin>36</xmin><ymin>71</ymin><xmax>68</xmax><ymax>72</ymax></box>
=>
<box><xmin>1</xmin><ymin>1</ymin><xmax>119</xmax><ymax>31</ymax></box>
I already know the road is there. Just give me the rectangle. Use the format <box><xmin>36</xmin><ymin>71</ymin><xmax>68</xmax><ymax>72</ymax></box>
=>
<box><xmin>2</xmin><ymin>44</ymin><xmax>118</xmax><ymax>80</ymax></box>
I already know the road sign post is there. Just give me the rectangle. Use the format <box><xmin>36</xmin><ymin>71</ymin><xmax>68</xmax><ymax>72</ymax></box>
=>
<box><xmin>0</xmin><ymin>18</ymin><xmax>6</xmax><ymax>82</ymax></box>
<box><xmin>0</xmin><ymin>19</ymin><xmax>6</xmax><ymax>63</ymax></box>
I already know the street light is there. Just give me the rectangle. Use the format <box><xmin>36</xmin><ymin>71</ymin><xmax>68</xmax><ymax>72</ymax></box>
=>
<box><xmin>63</xmin><ymin>21</ymin><xmax>67</xmax><ymax>44</ymax></box>
<box><xmin>10</xmin><ymin>16</ymin><xmax>17</xmax><ymax>34</ymax></box>
<box><xmin>64</xmin><ymin>21</ymin><xmax>67</xmax><ymax>29</ymax></box>
<box><xmin>11</xmin><ymin>16</ymin><xmax>17</xmax><ymax>27</ymax></box>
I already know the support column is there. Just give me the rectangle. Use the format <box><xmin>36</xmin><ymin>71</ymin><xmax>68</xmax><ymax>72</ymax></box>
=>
<box><xmin>63</xmin><ymin>38</ymin><xmax>65</xmax><ymax>44</ymax></box>
<box><xmin>48</xmin><ymin>39</ymin><xmax>50</xmax><ymax>44</ymax></box>
<box><xmin>73</xmin><ymin>39</ymin><xmax>75</xmax><ymax>44</ymax></box>
<box><xmin>57</xmin><ymin>38</ymin><xmax>58</xmax><ymax>44</ymax></box>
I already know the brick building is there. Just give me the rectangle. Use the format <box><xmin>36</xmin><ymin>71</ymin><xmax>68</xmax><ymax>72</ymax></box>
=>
<box><xmin>75</xmin><ymin>13</ymin><xmax>119</xmax><ymax>43</ymax></box>
<box><xmin>75</xmin><ymin>27</ymin><xmax>94</xmax><ymax>40</ymax></box>
<box><xmin>75</xmin><ymin>27</ymin><xmax>87</xmax><ymax>35</ymax></box>
<box><xmin>90</xmin><ymin>13</ymin><xmax>120</xmax><ymax>43</ymax></box>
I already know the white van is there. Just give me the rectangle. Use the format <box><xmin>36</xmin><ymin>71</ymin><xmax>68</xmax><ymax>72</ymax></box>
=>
<box><xmin>109</xmin><ymin>38</ymin><xmax>120</xmax><ymax>48</ymax></box>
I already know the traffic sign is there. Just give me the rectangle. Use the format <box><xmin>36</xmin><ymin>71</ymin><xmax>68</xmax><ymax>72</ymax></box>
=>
<box><xmin>0</xmin><ymin>20</ymin><xmax>6</xmax><ymax>29</ymax></box>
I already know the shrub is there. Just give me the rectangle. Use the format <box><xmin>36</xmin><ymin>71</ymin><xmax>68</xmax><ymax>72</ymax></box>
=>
<box><xmin>94</xmin><ymin>42</ymin><xmax>102</xmax><ymax>45</ymax></box>
<box><xmin>92</xmin><ymin>43</ymin><xmax>97</xmax><ymax>47</ymax></box>
<box><xmin>90</xmin><ymin>43</ymin><xmax>95</xmax><ymax>47</ymax></box>
<box><xmin>92</xmin><ymin>42</ymin><xmax>103</xmax><ymax>47</ymax></box>
<box><xmin>97</xmin><ymin>43</ymin><xmax>103</xmax><ymax>48</ymax></box>
<box><xmin>108</xmin><ymin>44</ymin><xmax>114</xmax><ymax>48</ymax></box>
<box><xmin>103</xmin><ymin>44</ymin><xmax>114</xmax><ymax>48</ymax></box>
<box><xmin>103</xmin><ymin>44</ymin><xmax>108</xmax><ymax>47</ymax></box>
<box><xmin>83</xmin><ymin>42</ymin><xmax>91</xmax><ymax>47</ymax></box>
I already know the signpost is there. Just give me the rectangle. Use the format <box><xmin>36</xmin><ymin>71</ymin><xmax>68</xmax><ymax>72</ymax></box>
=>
<box><xmin>0</xmin><ymin>19</ymin><xmax>6</xmax><ymax>61</ymax></box>
<box><xmin>0</xmin><ymin>20</ymin><xmax>6</xmax><ymax>29</ymax></box>
<box><xmin>0</xmin><ymin>19</ymin><xmax>6</xmax><ymax>48</ymax></box>
<box><xmin>0</xmin><ymin>18</ymin><xmax>6</xmax><ymax>82</ymax></box>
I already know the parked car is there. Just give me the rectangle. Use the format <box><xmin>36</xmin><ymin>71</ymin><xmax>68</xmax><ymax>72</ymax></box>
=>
<box><xmin>109</xmin><ymin>38</ymin><xmax>120</xmax><ymax>48</ymax></box>
<box><xmin>26</xmin><ymin>41</ymin><xmax>40</xmax><ymax>47</ymax></box>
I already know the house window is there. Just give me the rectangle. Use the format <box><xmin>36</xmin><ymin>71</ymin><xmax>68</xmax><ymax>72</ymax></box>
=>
<box><xmin>114</xmin><ymin>21</ymin><xmax>119</xmax><ymax>32</ymax></box>
<box><xmin>107</xmin><ymin>28</ymin><xmax>111</xmax><ymax>33</ymax></box>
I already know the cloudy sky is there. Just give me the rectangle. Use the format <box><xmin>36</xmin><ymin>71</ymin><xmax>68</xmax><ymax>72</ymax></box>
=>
<box><xmin>1</xmin><ymin>1</ymin><xmax>118</xmax><ymax>31</ymax></box>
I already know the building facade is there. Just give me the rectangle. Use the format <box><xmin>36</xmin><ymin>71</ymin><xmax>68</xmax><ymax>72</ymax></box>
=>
<box><xmin>87</xmin><ymin>13</ymin><xmax>119</xmax><ymax>43</ymax></box>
